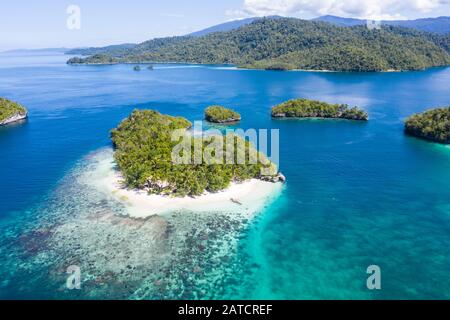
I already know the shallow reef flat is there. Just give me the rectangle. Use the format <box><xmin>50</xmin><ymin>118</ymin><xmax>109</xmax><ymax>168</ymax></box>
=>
<box><xmin>0</xmin><ymin>148</ymin><xmax>282</xmax><ymax>299</ymax></box>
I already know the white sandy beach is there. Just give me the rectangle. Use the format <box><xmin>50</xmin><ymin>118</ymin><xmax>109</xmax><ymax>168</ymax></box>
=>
<box><xmin>83</xmin><ymin>149</ymin><xmax>283</xmax><ymax>219</ymax></box>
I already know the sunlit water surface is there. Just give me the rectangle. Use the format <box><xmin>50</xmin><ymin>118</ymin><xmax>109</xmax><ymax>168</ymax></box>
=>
<box><xmin>0</xmin><ymin>51</ymin><xmax>449</xmax><ymax>299</ymax></box>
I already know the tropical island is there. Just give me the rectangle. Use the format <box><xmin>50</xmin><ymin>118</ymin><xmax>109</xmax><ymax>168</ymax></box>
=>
<box><xmin>205</xmin><ymin>106</ymin><xmax>241</xmax><ymax>124</ymax></box>
<box><xmin>405</xmin><ymin>107</ymin><xmax>450</xmax><ymax>144</ymax></box>
<box><xmin>0</xmin><ymin>98</ymin><xmax>28</xmax><ymax>125</ymax></box>
<box><xmin>271</xmin><ymin>98</ymin><xmax>369</xmax><ymax>121</ymax></box>
<box><xmin>110</xmin><ymin>109</ymin><xmax>284</xmax><ymax>198</ymax></box>
<box><xmin>67</xmin><ymin>54</ymin><xmax>119</xmax><ymax>65</ymax></box>
<box><xmin>67</xmin><ymin>17</ymin><xmax>450</xmax><ymax>72</ymax></box>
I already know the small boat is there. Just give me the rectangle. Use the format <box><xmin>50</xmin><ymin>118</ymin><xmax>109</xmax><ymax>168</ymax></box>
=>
<box><xmin>148</xmin><ymin>65</ymin><xmax>154</xmax><ymax>70</ymax></box>
<box><xmin>230</xmin><ymin>198</ymin><xmax>242</xmax><ymax>205</ymax></box>
<box><xmin>133</xmin><ymin>65</ymin><xmax>141</xmax><ymax>71</ymax></box>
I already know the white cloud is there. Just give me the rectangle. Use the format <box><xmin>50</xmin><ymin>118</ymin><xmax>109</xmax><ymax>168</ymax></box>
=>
<box><xmin>228</xmin><ymin>0</ymin><xmax>450</xmax><ymax>20</ymax></box>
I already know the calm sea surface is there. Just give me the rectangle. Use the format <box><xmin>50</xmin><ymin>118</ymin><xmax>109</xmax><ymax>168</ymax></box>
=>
<box><xmin>0</xmin><ymin>51</ymin><xmax>449</xmax><ymax>299</ymax></box>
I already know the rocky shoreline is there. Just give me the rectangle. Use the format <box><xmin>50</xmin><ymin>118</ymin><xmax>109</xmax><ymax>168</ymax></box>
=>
<box><xmin>0</xmin><ymin>112</ymin><xmax>28</xmax><ymax>126</ymax></box>
<box><xmin>271</xmin><ymin>113</ymin><xmax>368</xmax><ymax>121</ymax></box>
<box><xmin>259</xmin><ymin>172</ymin><xmax>286</xmax><ymax>183</ymax></box>
<box><xmin>204</xmin><ymin>106</ymin><xmax>242</xmax><ymax>124</ymax></box>
<box><xmin>0</xmin><ymin>98</ymin><xmax>28</xmax><ymax>126</ymax></box>
<box><xmin>206</xmin><ymin>116</ymin><xmax>241</xmax><ymax>124</ymax></box>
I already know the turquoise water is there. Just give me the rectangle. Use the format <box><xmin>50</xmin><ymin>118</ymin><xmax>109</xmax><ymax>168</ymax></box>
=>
<box><xmin>0</xmin><ymin>51</ymin><xmax>449</xmax><ymax>299</ymax></box>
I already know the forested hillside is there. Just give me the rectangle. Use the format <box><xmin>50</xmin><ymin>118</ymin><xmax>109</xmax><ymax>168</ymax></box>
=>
<box><xmin>68</xmin><ymin>17</ymin><xmax>450</xmax><ymax>72</ymax></box>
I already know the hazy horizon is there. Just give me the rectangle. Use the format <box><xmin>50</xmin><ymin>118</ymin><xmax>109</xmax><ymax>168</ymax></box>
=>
<box><xmin>1</xmin><ymin>0</ymin><xmax>449</xmax><ymax>51</ymax></box>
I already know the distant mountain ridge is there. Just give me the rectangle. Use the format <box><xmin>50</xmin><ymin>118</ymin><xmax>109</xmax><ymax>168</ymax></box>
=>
<box><xmin>65</xmin><ymin>17</ymin><xmax>282</xmax><ymax>56</ymax></box>
<box><xmin>66</xmin><ymin>15</ymin><xmax>450</xmax><ymax>57</ymax></box>
<box><xmin>314</xmin><ymin>15</ymin><xmax>450</xmax><ymax>34</ymax></box>
<box><xmin>188</xmin><ymin>16</ymin><xmax>283</xmax><ymax>37</ymax></box>
<box><xmin>189</xmin><ymin>15</ymin><xmax>450</xmax><ymax>36</ymax></box>
<box><xmin>66</xmin><ymin>43</ymin><xmax>137</xmax><ymax>56</ymax></box>
<box><xmin>188</xmin><ymin>17</ymin><xmax>260</xmax><ymax>37</ymax></box>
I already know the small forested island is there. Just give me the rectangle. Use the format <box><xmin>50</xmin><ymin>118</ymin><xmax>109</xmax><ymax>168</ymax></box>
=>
<box><xmin>205</xmin><ymin>106</ymin><xmax>241</xmax><ymax>123</ymax></box>
<box><xmin>405</xmin><ymin>107</ymin><xmax>450</xmax><ymax>144</ymax></box>
<box><xmin>111</xmin><ymin>109</ymin><xmax>283</xmax><ymax>197</ymax></box>
<box><xmin>0</xmin><ymin>98</ymin><xmax>28</xmax><ymax>125</ymax></box>
<box><xmin>67</xmin><ymin>54</ymin><xmax>119</xmax><ymax>65</ymax></box>
<box><xmin>271</xmin><ymin>98</ymin><xmax>369</xmax><ymax>121</ymax></box>
<box><xmin>67</xmin><ymin>17</ymin><xmax>450</xmax><ymax>72</ymax></box>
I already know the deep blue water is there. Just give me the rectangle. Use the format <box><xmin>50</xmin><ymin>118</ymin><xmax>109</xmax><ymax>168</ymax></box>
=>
<box><xmin>0</xmin><ymin>51</ymin><xmax>449</xmax><ymax>299</ymax></box>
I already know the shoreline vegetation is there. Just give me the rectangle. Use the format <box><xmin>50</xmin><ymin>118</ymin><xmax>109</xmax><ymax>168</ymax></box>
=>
<box><xmin>205</xmin><ymin>106</ymin><xmax>241</xmax><ymax>123</ymax></box>
<box><xmin>67</xmin><ymin>17</ymin><xmax>450</xmax><ymax>72</ymax></box>
<box><xmin>405</xmin><ymin>107</ymin><xmax>450</xmax><ymax>144</ymax></box>
<box><xmin>271</xmin><ymin>98</ymin><xmax>369</xmax><ymax>121</ymax></box>
<box><xmin>90</xmin><ymin>149</ymin><xmax>283</xmax><ymax>218</ymax></box>
<box><xmin>111</xmin><ymin>109</ymin><xmax>284</xmax><ymax>198</ymax></box>
<box><xmin>0</xmin><ymin>98</ymin><xmax>28</xmax><ymax>126</ymax></box>
<box><xmin>65</xmin><ymin>59</ymin><xmax>435</xmax><ymax>73</ymax></box>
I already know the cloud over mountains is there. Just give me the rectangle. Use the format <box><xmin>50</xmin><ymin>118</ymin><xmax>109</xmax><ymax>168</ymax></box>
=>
<box><xmin>227</xmin><ymin>0</ymin><xmax>450</xmax><ymax>20</ymax></box>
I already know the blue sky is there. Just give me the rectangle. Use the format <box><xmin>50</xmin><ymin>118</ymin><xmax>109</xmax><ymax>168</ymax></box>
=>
<box><xmin>1</xmin><ymin>0</ymin><xmax>449</xmax><ymax>51</ymax></box>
